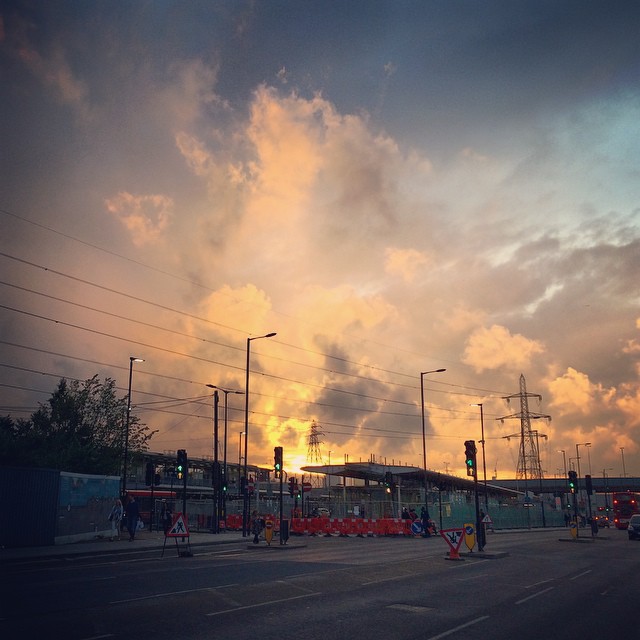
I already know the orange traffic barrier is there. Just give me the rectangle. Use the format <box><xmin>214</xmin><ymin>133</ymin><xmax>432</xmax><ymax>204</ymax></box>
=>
<box><xmin>290</xmin><ymin>518</ymin><xmax>305</xmax><ymax>535</ymax></box>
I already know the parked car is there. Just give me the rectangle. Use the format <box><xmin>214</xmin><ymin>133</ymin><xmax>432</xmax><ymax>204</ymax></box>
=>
<box><xmin>595</xmin><ymin>516</ymin><xmax>611</xmax><ymax>528</ymax></box>
<box><xmin>627</xmin><ymin>514</ymin><xmax>640</xmax><ymax>540</ymax></box>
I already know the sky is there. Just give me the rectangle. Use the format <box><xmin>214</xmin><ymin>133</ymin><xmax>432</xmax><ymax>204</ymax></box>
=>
<box><xmin>1</xmin><ymin>1</ymin><xmax>640</xmax><ymax>482</ymax></box>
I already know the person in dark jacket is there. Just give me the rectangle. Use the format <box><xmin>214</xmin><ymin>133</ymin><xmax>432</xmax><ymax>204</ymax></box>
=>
<box><xmin>125</xmin><ymin>494</ymin><xmax>140</xmax><ymax>542</ymax></box>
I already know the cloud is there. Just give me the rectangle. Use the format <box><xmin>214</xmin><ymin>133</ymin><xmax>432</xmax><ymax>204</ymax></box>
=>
<box><xmin>462</xmin><ymin>325</ymin><xmax>545</xmax><ymax>373</ymax></box>
<box><xmin>6</xmin><ymin>18</ymin><xmax>91</xmax><ymax>120</ymax></box>
<box><xmin>547</xmin><ymin>367</ymin><xmax>598</xmax><ymax>415</ymax></box>
<box><xmin>384</xmin><ymin>247</ymin><xmax>430</xmax><ymax>282</ymax></box>
<box><xmin>104</xmin><ymin>192</ymin><xmax>174</xmax><ymax>246</ymax></box>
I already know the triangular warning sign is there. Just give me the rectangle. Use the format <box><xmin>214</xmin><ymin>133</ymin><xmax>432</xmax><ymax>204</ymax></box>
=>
<box><xmin>440</xmin><ymin>527</ymin><xmax>465</xmax><ymax>559</ymax></box>
<box><xmin>166</xmin><ymin>513</ymin><xmax>190</xmax><ymax>538</ymax></box>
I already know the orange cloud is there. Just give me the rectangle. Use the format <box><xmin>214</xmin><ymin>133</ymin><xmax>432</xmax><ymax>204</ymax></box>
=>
<box><xmin>547</xmin><ymin>367</ymin><xmax>597</xmax><ymax>415</ymax></box>
<box><xmin>462</xmin><ymin>324</ymin><xmax>545</xmax><ymax>373</ymax></box>
<box><xmin>384</xmin><ymin>247</ymin><xmax>430</xmax><ymax>282</ymax></box>
<box><xmin>104</xmin><ymin>192</ymin><xmax>173</xmax><ymax>246</ymax></box>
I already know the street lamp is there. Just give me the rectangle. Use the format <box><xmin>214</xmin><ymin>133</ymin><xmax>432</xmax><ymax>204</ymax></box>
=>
<box><xmin>575</xmin><ymin>442</ymin><xmax>591</xmax><ymax>518</ymax></box>
<box><xmin>585</xmin><ymin>443</ymin><xmax>592</xmax><ymax>475</ymax></box>
<box><xmin>242</xmin><ymin>332</ymin><xmax>277</xmax><ymax>537</ymax></box>
<box><xmin>238</xmin><ymin>431</ymin><xmax>245</xmax><ymax>468</ymax></box>
<box><xmin>620</xmin><ymin>447</ymin><xmax>627</xmax><ymax>479</ymax></box>
<box><xmin>558</xmin><ymin>449</ymin><xmax>568</xmax><ymax>508</ymax></box>
<box><xmin>575</xmin><ymin>442</ymin><xmax>591</xmax><ymax>480</ymax></box>
<box><xmin>122</xmin><ymin>356</ymin><xmax>144</xmax><ymax>497</ymax></box>
<box><xmin>470</xmin><ymin>403</ymin><xmax>488</xmax><ymax>510</ymax></box>
<box><xmin>207</xmin><ymin>384</ymin><xmax>244</xmax><ymax>529</ymax></box>
<box><xmin>420</xmin><ymin>368</ymin><xmax>446</xmax><ymax>520</ymax></box>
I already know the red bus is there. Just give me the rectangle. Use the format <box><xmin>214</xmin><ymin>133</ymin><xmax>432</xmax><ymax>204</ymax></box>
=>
<box><xmin>612</xmin><ymin>491</ymin><xmax>640</xmax><ymax>529</ymax></box>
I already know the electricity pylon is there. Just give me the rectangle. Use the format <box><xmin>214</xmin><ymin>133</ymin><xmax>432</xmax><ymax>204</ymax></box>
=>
<box><xmin>498</xmin><ymin>374</ymin><xmax>551</xmax><ymax>481</ymax></box>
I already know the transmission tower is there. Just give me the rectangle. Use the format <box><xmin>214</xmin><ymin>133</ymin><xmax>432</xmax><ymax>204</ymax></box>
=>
<box><xmin>498</xmin><ymin>374</ymin><xmax>551</xmax><ymax>480</ymax></box>
<box><xmin>306</xmin><ymin>421</ymin><xmax>324</xmax><ymax>488</ymax></box>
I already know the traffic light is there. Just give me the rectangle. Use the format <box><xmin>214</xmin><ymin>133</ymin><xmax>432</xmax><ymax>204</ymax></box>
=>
<box><xmin>221</xmin><ymin>474</ymin><xmax>227</xmax><ymax>493</ymax></box>
<box><xmin>464</xmin><ymin>440</ymin><xmax>477</xmax><ymax>477</ymax></box>
<box><xmin>585</xmin><ymin>474</ymin><xmax>593</xmax><ymax>495</ymax></box>
<box><xmin>288</xmin><ymin>477</ymin><xmax>295</xmax><ymax>497</ymax></box>
<box><xmin>274</xmin><ymin>446</ymin><xmax>283</xmax><ymax>477</ymax></box>
<box><xmin>176</xmin><ymin>449</ymin><xmax>188</xmax><ymax>480</ymax></box>
<box><xmin>384</xmin><ymin>471</ymin><xmax>393</xmax><ymax>493</ymax></box>
<box><xmin>568</xmin><ymin>470</ymin><xmax>577</xmax><ymax>493</ymax></box>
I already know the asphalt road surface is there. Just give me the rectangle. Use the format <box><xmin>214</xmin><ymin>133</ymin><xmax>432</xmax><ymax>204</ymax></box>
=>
<box><xmin>1</xmin><ymin>528</ymin><xmax>638</xmax><ymax>640</ymax></box>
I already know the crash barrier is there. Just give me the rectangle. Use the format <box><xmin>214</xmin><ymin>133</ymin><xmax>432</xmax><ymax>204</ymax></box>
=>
<box><xmin>224</xmin><ymin>515</ymin><xmax>437</xmax><ymax>537</ymax></box>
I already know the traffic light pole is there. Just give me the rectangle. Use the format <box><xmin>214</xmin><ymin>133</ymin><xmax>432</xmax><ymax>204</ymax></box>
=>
<box><xmin>568</xmin><ymin>470</ymin><xmax>579</xmax><ymax>538</ymax></box>
<box><xmin>474</xmin><ymin>470</ymin><xmax>483</xmax><ymax>551</ymax></box>
<box><xmin>279</xmin><ymin>469</ymin><xmax>284</xmax><ymax>544</ymax></box>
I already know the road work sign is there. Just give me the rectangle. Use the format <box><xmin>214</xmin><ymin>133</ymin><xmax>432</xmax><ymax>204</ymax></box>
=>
<box><xmin>440</xmin><ymin>527</ymin><xmax>465</xmax><ymax>560</ymax></box>
<box><xmin>166</xmin><ymin>513</ymin><xmax>189</xmax><ymax>538</ymax></box>
<box><xmin>265</xmin><ymin>519</ymin><xmax>274</xmax><ymax>545</ymax></box>
<box><xmin>464</xmin><ymin>523</ymin><xmax>476</xmax><ymax>551</ymax></box>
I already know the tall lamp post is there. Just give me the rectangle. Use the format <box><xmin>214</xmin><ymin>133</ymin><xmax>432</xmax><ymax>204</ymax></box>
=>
<box><xmin>207</xmin><ymin>384</ymin><xmax>244</xmax><ymax>529</ymax></box>
<box><xmin>575</xmin><ymin>442</ymin><xmax>591</xmax><ymax>519</ymax></box>
<box><xmin>122</xmin><ymin>356</ymin><xmax>144</xmax><ymax>497</ymax></box>
<box><xmin>470</xmin><ymin>403</ymin><xmax>489</xmax><ymax>511</ymax></box>
<box><xmin>238</xmin><ymin>432</ymin><xmax>245</xmax><ymax>468</ymax></box>
<box><xmin>558</xmin><ymin>449</ymin><xmax>568</xmax><ymax>509</ymax></box>
<box><xmin>420</xmin><ymin>368</ymin><xmax>446</xmax><ymax>521</ymax></box>
<box><xmin>242</xmin><ymin>332</ymin><xmax>277</xmax><ymax>537</ymax></box>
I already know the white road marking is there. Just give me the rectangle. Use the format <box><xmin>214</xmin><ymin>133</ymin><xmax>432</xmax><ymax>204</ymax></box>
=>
<box><xmin>426</xmin><ymin>616</ymin><xmax>490</xmax><ymax>640</ymax></box>
<box><xmin>206</xmin><ymin>591</ymin><xmax>322</xmax><ymax>616</ymax></box>
<box><xmin>516</xmin><ymin>586</ymin><xmax>555</xmax><ymax>604</ymax></box>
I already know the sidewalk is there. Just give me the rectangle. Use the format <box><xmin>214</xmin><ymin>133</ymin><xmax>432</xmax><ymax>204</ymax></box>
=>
<box><xmin>0</xmin><ymin>529</ymin><xmax>247</xmax><ymax>563</ymax></box>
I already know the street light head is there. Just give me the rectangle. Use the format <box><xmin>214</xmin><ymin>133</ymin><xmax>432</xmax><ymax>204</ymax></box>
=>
<box><xmin>206</xmin><ymin>384</ymin><xmax>216</xmax><ymax>389</ymax></box>
<box><xmin>470</xmin><ymin>403</ymin><xmax>482</xmax><ymax>408</ymax></box>
<box><xmin>130</xmin><ymin>356</ymin><xmax>144</xmax><ymax>363</ymax></box>
<box><xmin>265</xmin><ymin>332</ymin><xmax>277</xmax><ymax>338</ymax></box>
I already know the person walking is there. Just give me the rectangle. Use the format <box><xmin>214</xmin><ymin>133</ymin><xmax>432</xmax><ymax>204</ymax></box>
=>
<box><xmin>161</xmin><ymin>500</ymin><xmax>173</xmax><ymax>535</ymax></box>
<box><xmin>125</xmin><ymin>494</ymin><xmax>140</xmax><ymax>542</ymax></box>
<box><xmin>108</xmin><ymin>498</ymin><xmax>123</xmax><ymax>541</ymax></box>
<box><xmin>251</xmin><ymin>510</ymin><xmax>263</xmax><ymax>544</ymax></box>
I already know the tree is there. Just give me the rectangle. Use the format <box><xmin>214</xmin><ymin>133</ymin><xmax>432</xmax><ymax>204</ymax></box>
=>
<box><xmin>0</xmin><ymin>376</ymin><xmax>156</xmax><ymax>475</ymax></box>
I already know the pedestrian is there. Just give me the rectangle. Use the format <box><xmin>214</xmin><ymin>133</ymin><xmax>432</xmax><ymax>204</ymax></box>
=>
<box><xmin>420</xmin><ymin>507</ymin><xmax>430</xmax><ymax>537</ymax></box>
<box><xmin>108</xmin><ymin>498</ymin><xmax>123</xmax><ymax>541</ymax></box>
<box><xmin>125</xmin><ymin>494</ymin><xmax>140</xmax><ymax>542</ymax></box>
<box><xmin>161</xmin><ymin>500</ymin><xmax>173</xmax><ymax>535</ymax></box>
<box><xmin>478</xmin><ymin>510</ymin><xmax>487</xmax><ymax>550</ymax></box>
<box><xmin>251</xmin><ymin>510</ymin><xmax>263</xmax><ymax>544</ymax></box>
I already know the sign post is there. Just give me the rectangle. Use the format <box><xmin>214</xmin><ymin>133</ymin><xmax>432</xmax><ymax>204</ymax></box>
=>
<box><xmin>464</xmin><ymin>523</ymin><xmax>476</xmax><ymax>552</ymax></box>
<box><xmin>161</xmin><ymin>512</ymin><xmax>192</xmax><ymax>558</ymax></box>
<box><xmin>440</xmin><ymin>527</ymin><xmax>465</xmax><ymax>560</ymax></box>
<box><xmin>265</xmin><ymin>518</ymin><xmax>274</xmax><ymax>545</ymax></box>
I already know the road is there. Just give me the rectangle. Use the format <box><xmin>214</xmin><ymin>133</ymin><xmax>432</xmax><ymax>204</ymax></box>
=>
<box><xmin>1</xmin><ymin>528</ymin><xmax>637</xmax><ymax>640</ymax></box>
